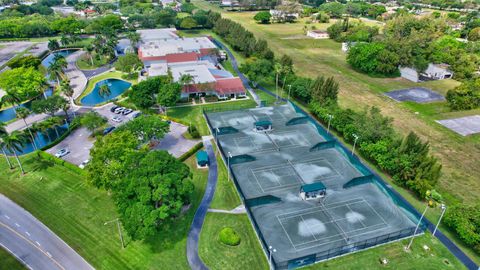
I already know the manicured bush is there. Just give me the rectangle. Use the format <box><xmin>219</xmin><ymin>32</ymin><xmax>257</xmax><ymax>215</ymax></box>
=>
<box><xmin>219</xmin><ymin>227</ymin><xmax>241</xmax><ymax>246</ymax></box>
<box><xmin>188</xmin><ymin>125</ymin><xmax>201</xmax><ymax>139</ymax></box>
<box><xmin>444</xmin><ymin>203</ymin><xmax>480</xmax><ymax>255</ymax></box>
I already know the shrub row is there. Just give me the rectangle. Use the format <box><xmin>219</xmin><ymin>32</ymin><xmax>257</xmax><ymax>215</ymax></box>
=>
<box><xmin>36</xmin><ymin>150</ymin><xmax>86</xmax><ymax>176</ymax></box>
<box><xmin>178</xmin><ymin>142</ymin><xmax>204</xmax><ymax>162</ymax></box>
<box><xmin>39</xmin><ymin>122</ymin><xmax>80</xmax><ymax>151</ymax></box>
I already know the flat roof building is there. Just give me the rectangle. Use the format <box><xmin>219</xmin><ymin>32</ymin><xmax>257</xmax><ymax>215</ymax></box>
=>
<box><xmin>138</xmin><ymin>37</ymin><xmax>217</xmax><ymax>61</ymax></box>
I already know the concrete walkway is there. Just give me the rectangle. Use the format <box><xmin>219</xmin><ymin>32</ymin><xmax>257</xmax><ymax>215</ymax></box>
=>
<box><xmin>186</xmin><ymin>138</ymin><xmax>218</xmax><ymax>270</ymax></box>
<box><xmin>208</xmin><ymin>204</ymin><xmax>246</xmax><ymax>214</ymax></box>
<box><xmin>65</xmin><ymin>50</ymin><xmax>88</xmax><ymax>100</ymax></box>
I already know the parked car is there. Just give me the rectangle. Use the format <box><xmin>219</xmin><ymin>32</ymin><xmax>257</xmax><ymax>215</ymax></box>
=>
<box><xmin>133</xmin><ymin>112</ymin><xmax>142</xmax><ymax>118</ymax></box>
<box><xmin>79</xmin><ymin>159</ymin><xmax>90</xmax><ymax>169</ymax></box>
<box><xmin>112</xmin><ymin>116</ymin><xmax>123</xmax><ymax>123</ymax></box>
<box><xmin>122</xmin><ymin>108</ymin><xmax>133</xmax><ymax>115</ymax></box>
<box><xmin>55</xmin><ymin>148</ymin><xmax>70</xmax><ymax>158</ymax></box>
<box><xmin>114</xmin><ymin>107</ymin><xmax>125</xmax><ymax>114</ymax></box>
<box><xmin>103</xmin><ymin>126</ymin><xmax>116</xmax><ymax>135</ymax></box>
<box><xmin>110</xmin><ymin>106</ymin><xmax>119</xmax><ymax>112</ymax></box>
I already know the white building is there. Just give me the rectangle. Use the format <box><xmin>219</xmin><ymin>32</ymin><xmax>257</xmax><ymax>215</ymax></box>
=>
<box><xmin>136</xmin><ymin>28</ymin><xmax>179</xmax><ymax>43</ymax></box>
<box><xmin>138</xmin><ymin>37</ymin><xmax>217</xmax><ymax>61</ymax></box>
<box><xmin>307</xmin><ymin>30</ymin><xmax>329</xmax><ymax>39</ymax></box>
<box><xmin>400</xmin><ymin>63</ymin><xmax>453</xmax><ymax>82</ymax></box>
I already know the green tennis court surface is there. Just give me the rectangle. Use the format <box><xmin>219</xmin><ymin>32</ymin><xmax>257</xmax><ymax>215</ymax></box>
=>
<box><xmin>205</xmin><ymin>104</ymin><xmax>420</xmax><ymax>269</ymax></box>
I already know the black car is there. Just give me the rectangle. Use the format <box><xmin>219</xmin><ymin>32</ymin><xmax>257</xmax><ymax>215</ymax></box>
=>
<box><xmin>110</xmin><ymin>106</ymin><xmax>119</xmax><ymax>113</ymax></box>
<box><xmin>133</xmin><ymin>112</ymin><xmax>142</xmax><ymax>118</ymax></box>
<box><xmin>103</xmin><ymin>126</ymin><xmax>116</xmax><ymax>135</ymax></box>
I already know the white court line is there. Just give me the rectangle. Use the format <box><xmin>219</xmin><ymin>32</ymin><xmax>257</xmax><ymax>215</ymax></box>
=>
<box><xmin>35</xmin><ymin>241</ymin><xmax>41</xmax><ymax>246</ymax></box>
<box><xmin>278</xmin><ymin>200</ymin><xmax>365</xmax><ymax>220</ymax></box>
<box><xmin>15</xmin><ymin>223</ymin><xmax>20</xmax><ymax>227</ymax></box>
<box><xmin>276</xmin><ymin>215</ymin><xmax>297</xmax><ymax>249</ymax></box>
<box><xmin>4</xmin><ymin>215</ymin><xmax>10</xmax><ymax>220</ymax></box>
<box><xmin>25</xmin><ymin>231</ymin><xmax>30</xmax><ymax>236</ymax></box>
<box><xmin>363</xmin><ymin>200</ymin><xmax>388</xmax><ymax>226</ymax></box>
<box><xmin>300</xmin><ymin>215</ymin><xmax>319</xmax><ymax>241</ymax></box>
<box><xmin>346</xmin><ymin>204</ymin><xmax>366</xmax><ymax>228</ymax></box>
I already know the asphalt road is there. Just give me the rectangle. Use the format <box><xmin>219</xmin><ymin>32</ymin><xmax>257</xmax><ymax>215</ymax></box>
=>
<box><xmin>0</xmin><ymin>194</ymin><xmax>94</xmax><ymax>270</ymax></box>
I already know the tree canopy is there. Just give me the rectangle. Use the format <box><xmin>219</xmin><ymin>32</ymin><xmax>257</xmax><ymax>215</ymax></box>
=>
<box><xmin>0</xmin><ymin>67</ymin><xmax>46</xmax><ymax>102</ymax></box>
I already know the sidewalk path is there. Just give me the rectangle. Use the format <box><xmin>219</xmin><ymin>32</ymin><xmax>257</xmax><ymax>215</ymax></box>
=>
<box><xmin>208</xmin><ymin>204</ymin><xmax>246</xmax><ymax>214</ymax></box>
<box><xmin>65</xmin><ymin>50</ymin><xmax>88</xmax><ymax>100</ymax></box>
<box><xmin>186</xmin><ymin>138</ymin><xmax>218</xmax><ymax>270</ymax></box>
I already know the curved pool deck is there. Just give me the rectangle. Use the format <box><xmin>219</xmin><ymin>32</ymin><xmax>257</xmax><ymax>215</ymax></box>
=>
<box><xmin>80</xmin><ymin>78</ymin><xmax>131</xmax><ymax>106</ymax></box>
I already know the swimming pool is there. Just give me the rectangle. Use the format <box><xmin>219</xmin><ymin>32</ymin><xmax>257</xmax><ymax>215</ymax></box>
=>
<box><xmin>80</xmin><ymin>79</ymin><xmax>131</xmax><ymax>106</ymax></box>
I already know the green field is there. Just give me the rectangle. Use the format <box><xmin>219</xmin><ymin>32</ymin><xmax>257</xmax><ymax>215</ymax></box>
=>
<box><xmin>0</xmin><ymin>247</ymin><xmax>26</xmax><ymax>270</ymax></box>
<box><xmin>0</xmin><ymin>153</ymin><xmax>207</xmax><ymax>270</ymax></box>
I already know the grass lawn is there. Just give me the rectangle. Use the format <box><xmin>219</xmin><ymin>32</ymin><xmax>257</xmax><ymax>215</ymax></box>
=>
<box><xmin>75</xmin><ymin>70</ymin><xmax>136</xmax><ymax>104</ymax></box>
<box><xmin>76</xmin><ymin>54</ymin><xmax>110</xmax><ymax>70</ymax></box>
<box><xmin>0</xmin><ymin>247</ymin><xmax>26</xmax><ymax>270</ymax></box>
<box><xmin>168</xmin><ymin>99</ymin><xmax>257</xmax><ymax>135</ymax></box>
<box><xmin>0</xmin><ymin>152</ymin><xmax>208</xmax><ymax>270</ymax></box>
<box><xmin>198</xmin><ymin>213</ymin><xmax>269</xmax><ymax>270</ymax></box>
<box><xmin>209</xmin><ymin>143</ymin><xmax>241</xmax><ymax>210</ymax></box>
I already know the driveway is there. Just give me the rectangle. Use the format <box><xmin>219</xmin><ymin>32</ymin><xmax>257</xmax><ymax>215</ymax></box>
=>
<box><xmin>46</xmin><ymin>127</ymin><xmax>94</xmax><ymax>166</ymax></box>
<box><xmin>0</xmin><ymin>42</ymin><xmax>32</xmax><ymax>67</ymax></box>
<box><xmin>153</xmin><ymin>121</ymin><xmax>200</xmax><ymax>157</ymax></box>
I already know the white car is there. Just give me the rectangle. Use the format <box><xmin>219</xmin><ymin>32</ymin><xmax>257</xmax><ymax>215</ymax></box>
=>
<box><xmin>114</xmin><ymin>107</ymin><xmax>125</xmax><ymax>114</ymax></box>
<box><xmin>55</xmin><ymin>148</ymin><xmax>70</xmax><ymax>158</ymax></box>
<box><xmin>79</xmin><ymin>159</ymin><xmax>90</xmax><ymax>169</ymax></box>
<box><xmin>112</xmin><ymin>116</ymin><xmax>123</xmax><ymax>123</ymax></box>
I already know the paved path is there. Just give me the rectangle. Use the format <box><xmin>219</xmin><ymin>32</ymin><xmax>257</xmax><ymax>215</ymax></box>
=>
<box><xmin>208</xmin><ymin>204</ymin><xmax>246</xmax><ymax>214</ymax></box>
<box><xmin>0</xmin><ymin>194</ymin><xmax>94</xmax><ymax>270</ymax></box>
<box><xmin>65</xmin><ymin>50</ymin><xmax>88</xmax><ymax>100</ymax></box>
<box><xmin>212</xmin><ymin>39</ymin><xmax>260</xmax><ymax>106</ymax></box>
<box><xmin>186</xmin><ymin>138</ymin><xmax>218</xmax><ymax>270</ymax></box>
<box><xmin>81</xmin><ymin>65</ymin><xmax>112</xmax><ymax>79</ymax></box>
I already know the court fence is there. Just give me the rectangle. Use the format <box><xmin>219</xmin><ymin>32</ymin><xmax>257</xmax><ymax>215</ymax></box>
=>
<box><xmin>203</xmin><ymin>107</ymin><xmax>426</xmax><ymax>269</ymax></box>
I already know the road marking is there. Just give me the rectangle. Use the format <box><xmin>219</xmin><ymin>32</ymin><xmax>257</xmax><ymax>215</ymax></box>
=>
<box><xmin>4</xmin><ymin>215</ymin><xmax>10</xmax><ymax>220</ymax></box>
<box><xmin>15</xmin><ymin>223</ymin><xmax>20</xmax><ymax>227</ymax></box>
<box><xmin>0</xmin><ymin>221</ymin><xmax>64</xmax><ymax>270</ymax></box>
<box><xmin>0</xmin><ymin>243</ymin><xmax>34</xmax><ymax>270</ymax></box>
<box><xmin>25</xmin><ymin>231</ymin><xmax>30</xmax><ymax>236</ymax></box>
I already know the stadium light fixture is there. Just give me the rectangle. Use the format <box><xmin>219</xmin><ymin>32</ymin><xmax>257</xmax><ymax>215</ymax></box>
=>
<box><xmin>327</xmin><ymin>114</ymin><xmax>334</xmax><ymax>134</ymax></box>
<box><xmin>227</xmin><ymin>151</ymin><xmax>232</xmax><ymax>181</ymax></box>
<box><xmin>351</xmin><ymin>134</ymin><xmax>359</xmax><ymax>156</ymax></box>
<box><xmin>268</xmin><ymin>246</ymin><xmax>277</xmax><ymax>270</ymax></box>
<box><xmin>433</xmin><ymin>204</ymin><xmax>447</xmax><ymax>237</ymax></box>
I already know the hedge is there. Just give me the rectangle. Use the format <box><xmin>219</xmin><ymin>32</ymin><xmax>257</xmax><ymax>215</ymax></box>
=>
<box><xmin>219</xmin><ymin>227</ymin><xmax>241</xmax><ymax>246</ymax></box>
<box><xmin>178</xmin><ymin>142</ymin><xmax>204</xmax><ymax>162</ymax></box>
<box><xmin>36</xmin><ymin>150</ymin><xmax>86</xmax><ymax>176</ymax></box>
<box><xmin>40</xmin><ymin>122</ymin><xmax>80</xmax><ymax>151</ymax></box>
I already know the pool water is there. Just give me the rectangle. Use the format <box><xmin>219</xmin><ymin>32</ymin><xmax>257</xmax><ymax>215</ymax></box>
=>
<box><xmin>80</xmin><ymin>79</ymin><xmax>131</xmax><ymax>106</ymax></box>
<box><xmin>41</xmin><ymin>49</ymin><xmax>77</xmax><ymax>68</ymax></box>
<box><xmin>6</xmin><ymin>123</ymin><xmax>68</xmax><ymax>155</ymax></box>
<box><xmin>0</xmin><ymin>88</ymin><xmax>53</xmax><ymax>123</ymax></box>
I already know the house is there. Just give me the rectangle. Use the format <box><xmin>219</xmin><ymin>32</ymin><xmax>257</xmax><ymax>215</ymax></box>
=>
<box><xmin>306</xmin><ymin>30</ymin><xmax>329</xmax><ymax>39</ymax></box>
<box><xmin>136</xmin><ymin>28</ymin><xmax>179</xmax><ymax>43</ymax></box>
<box><xmin>400</xmin><ymin>63</ymin><xmax>453</xmax><ymax>82</ymax></box>
<box><xmin>270</xmin><ymin>9</ymin><xmax>299</xmax><ymax>22</ymax></box>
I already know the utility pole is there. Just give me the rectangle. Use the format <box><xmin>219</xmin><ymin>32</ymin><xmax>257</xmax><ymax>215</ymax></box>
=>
<box><xmin>351</xmin><ymin>134</ymin><xmax>359</xmax><ymax>156</ymax></box>
<box><xmin>327</xmin><ymin>114</ymin><xmax>334</xmax><ymax>134</ymax></box>
<box><xmin>268</xmin><ymin>246</ymin><xmax>277</xmax><ymax>270</ymax></box>
<box><xmin>227</xmin><ymin>151</ymin><xmax>232</xmax><ymax>181</ymax></box>
<box><xmin>104</xmin><ymin>218</ymin><xmax>125</xmax><ymax>249</ymax></box>
<box><xmin>287</xmin><ymin>85</ymin><xmax>292</xmax><ymax>101</ymax></box>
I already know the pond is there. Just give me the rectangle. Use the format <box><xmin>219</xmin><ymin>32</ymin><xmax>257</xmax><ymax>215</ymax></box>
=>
<box><xmin>6</xmin><ymin>123</ymin><xmax>69</xmax><ymax>156</ymax></box>
<box><xmin>0</xmin><ymin>49</ymin><xmax>77</xmax><ymax>123</ymax></box>
<box><xmin>80</xmin><ymin>79</ymin><xmax>131</xmax><ymax>106</ymax></box>
<box><xmin>0</xmin><ymin>88</ymin><xmax>53</xmax><ymax>123</ymax></box>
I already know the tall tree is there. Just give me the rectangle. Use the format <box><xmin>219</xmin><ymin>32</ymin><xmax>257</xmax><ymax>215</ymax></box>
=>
<box><xmin>15</xmin><ymin>107</ymin><xmax>38</xmax><ymax>150</ymax></box>
<box><xmin>98</xmin><ymin>84</ymin><xmax>111</xmax><ymax>98</ymax></box>
<box><xmin>48</xmin><ymin>54</ymin><xmax>68</xmax><ymax>87</ymax></box>
<box><xmin>311</xmin><ymin>76</ymin><xmax>339</xmax><ymax>106</ymax></box>
<box><xmin>1</xmin><ymin>131</ymin><xmax>27</xmax><ymax>174</ymax></box>
<box><xmin>80</xmin><ymin>111</ymin><xmax>106</xmax><ymax>136</ymax></box>
<box><xmin>60</xmin><ymin>79</ymin><xmax>75</xmax><ymax>117</ymax></box>
<box><xmin>48</xmin><ymin>39</ymin><xmax>60</xmax><ymax>51</ymax></box>
<box><xmin>0</xmin><ymin>123</ymin><xmax>13</xmax><ymax>169</ymax></box>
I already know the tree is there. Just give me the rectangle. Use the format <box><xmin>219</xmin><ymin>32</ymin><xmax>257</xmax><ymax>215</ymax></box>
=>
<box><xmin>157</xmin><ymin>83</ymin><xmax>181</xmax><ymax>109</ymax></box>
<box><xmin>48</xmin><ymin>39</ymin><xmax>60</xmax><ymax>51</ymax></box>
<box><xmin>31</xmin><ymin>95</ymin><xmax>65</xmax><ymax>117</ymax></box>
<box><xmin>80</xmin><ymin>111</ymin><xmax>106</xmax><ymax>136</ymax></box>
<box><xmin>0</xmin><ymin>123</ymin><xmax>13</xmax><ymax>169</ymax></box>
<box><xmin>7</xmin><ymin>55</ymin><xmax>41</xmax><ymax>69</ymax></box>
<box><xmin>347</xmin><ymin>42</ymin><xmax>399</xmax><ymax>75</ymax></box>
<box><xmin>128</xmin><ymin>76</ymin><xmax>172</xmax><ymax>109</ymax></box>
<box><xmin>15</xmin><ymin>107</ymin><xmax>38</xmax><ymax>150</ymax></box>
<box><xmin>468</xmin><ymin>27</ymin><xmax>480</xmax><ymax>41</ymax></box>
<box><xmin>240</xmin><ymin>59</ymin><xmax>273</xmax><ymax>83</ymax></box>
<box><xmin>116</xmin><ymin>115</ymin><xmax>169</xmax><ymax>143</ymax></box>
<box><xmin>320</xmin><ymin>2</ymin><xmax>345</xmax><ymax>18</ymax></box>
<box><xmin>290</xmin><ymin>76</ymin><xmax>313</xmax><ymax>102</ymax></box>
<box><xmin>0</xmin><ymin>67</ymin><xmax>47</xmax><ymax>102</ymax></box>
<box><xmin>310</xmin><ymin>76</ymin><xmax>339</xmax><ymax>106</ymax></box>
<box><xmin>114</xmin><ymin>53</ymin><xmax>142</xmax><ymax>75</ymax></box>
<box><xmin>48</xmin><ymin>54</ymin><xmax>68</xmax><ymax>86</ymax></box>
<box><xmin>114</xmin><ymin>150</ymin><xmax>193</xmax><ymax>240</ymax></box>
<box><xmin>180</xmin><ymin>16</ymin><xmax>198</xmax><ymax>29</ymax></box>
<box><xmin>83</xmin><ymin>44</ymin><xmax>95</xmax><ymax>66</ymax></box>
<box><xmin>1</xmin><ymin>131</ymin><xmax>27</xmax><ymax>174</ymax></box>
<box><xmin>126</xmin><ymin>31</ymin><xmax>141</xmax><ymax>50</ymax></box>
<box><xmin>179</xmin><ymin>74</ymin><xmax>194</xmax><ymax>98</ymax></box>
<box><xmin>60</xmin><ymin>80</ymin><xmax>75</xmax><ymax>117</ymax></box>
<box><xmin>254</xmin><ymin>11</ymin><xmax>272</xmax><ymax>24</ymax></box>
<box><xmin>98</xmin><ymin>84</ymin><xmax>111</xmax><ymax>98</ymax></box>
<box><xmin>446</xmin><ymin>79</ymin><xmax>480</xmax><ymax>110</ymax></box>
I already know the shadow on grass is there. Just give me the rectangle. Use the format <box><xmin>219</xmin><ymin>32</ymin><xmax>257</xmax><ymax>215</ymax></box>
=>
<box><xmin>24</xmin><ymin>155</ymin><xmax>55</xmax><ymax>172</ymax></box>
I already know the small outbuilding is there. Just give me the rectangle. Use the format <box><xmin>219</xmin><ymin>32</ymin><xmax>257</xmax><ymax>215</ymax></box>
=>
<box><xmin>196</xmin><ymin>150</ymin><xmax>209</xmax><ymax>168</ymax></box>
<box><xmin>254</xmin><ymin>120</ymin><xmax>272</xmax><ymax>131</ymax></box>
<box><xmin>400</xmin><ymin>63</ymin><xmax>453</xmax><ymax>83</ymax></box>
<box><xmin>300</xmin><ymin>182</ymin><xmax>326</xmax><ymax>201</ymax></box>
<box><xmin>307</xmin><ymin>30</ymin><xmax>329</xmax><ymax>39</ymax></box>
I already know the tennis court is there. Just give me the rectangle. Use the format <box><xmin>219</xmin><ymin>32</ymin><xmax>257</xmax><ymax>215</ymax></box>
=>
<box><xmin>205</xmin><ymin>104</ymin><xmax>421</xmax><ymax>269</ymax></box>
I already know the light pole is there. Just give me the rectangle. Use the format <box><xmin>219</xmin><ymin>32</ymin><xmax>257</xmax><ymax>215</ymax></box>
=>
<box><xmin>406</xmin><ymin>204</ymin><xmax>428</xmax><ymax>251</ymax></box>
<box><xmin>433</xmin><ymin>204</ymin><xmax>447</xmax><ymax>237</ymax></box>
<box><xmin>104</xmin><ymin>218</ymin><xmax>124</xmax><ymax>249</ymax></box>
<box><xmin>268</xmin><ymin>246</ymin><xmax>277</xmax><ymax>270</ymax></box>
<box><xmin>327</xmin><ymin>114</ymin><xmax>334</xmax><ymax>134</ymax></box>
<box><xmin>215</xmin><ymin>128</ymin><xmax>220</xmax><ymax>155</ymax></box>
<box><xmin>351</xmin><ymin>134</ymin><xmax>359</xmax><ymax>156</ymax></box>
<box><xmin>287</xmin><ymin>84</ymin><xmax>292</xmax><ymax>101</ymax></box>
<box><xmin>227</xmin><ymin>151</ymin><xmax>232</xmax><ymax>181</ymax></box>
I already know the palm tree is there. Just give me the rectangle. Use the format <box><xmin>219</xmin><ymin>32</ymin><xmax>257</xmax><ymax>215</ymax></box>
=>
<box><xmin>0</xmin><ymin>92</ymin><xmax>22</xmax><ymax>109</ymax></box>
<box><xmin>60</xmin><ymin>35</ymin><xmax>71</xmax><ymax>47</ymax></box>
<box><xmin>179</xmin><ymin>74</ymin><xmax>194</xmax><ymax>101</ymax></box>
<box><xmin>48</xmin><ymin>39</ymin><xmax>60</xmax><ymax>51</ymax></box>
<box><xmin>0</xmin><ymin>123</ymin><xmax>13</xmax><ymax>169</ymax></box>
<box><xmin>15</xmin><ymin>107</ymin><xmax>38</xmax><ymax>150</ymax></box>
<box><xmin>48</xmin><ymin>55</ymin><xmax>68</xmax><ymax>87</ymax></box>
<box><xmin>83</xmin><ymin>44</ymin><xmax>95</xmax><ymax>66</ymax></box>
<box><xmin>126</xmin><ymin>31</ymin><xmax>141</xmax><ymax>51</ymax></box>
<box><xmin>60</xmin><ymin>80</ymin><xmax>76</xmax><ymax>117</ymax></box>
<box><xmin>98</xmin><ymin>84</ymin><xmax>111</xmax><ymax>98</ymax></box>
<box><xmin>44</xmin><ymin>116</ymin><xmax>63</xmax><ymax>138</ymax></box>
<box><xmin>1</xmin><ymin>131</ymin><xmax>27</xmax><ymax>174</ymax></box>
